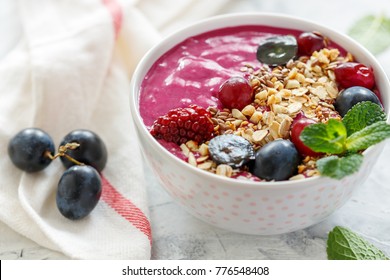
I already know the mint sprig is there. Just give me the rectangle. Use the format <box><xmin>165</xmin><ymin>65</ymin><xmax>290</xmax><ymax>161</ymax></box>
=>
<box><xmin>316</xmin><ymin>154</ymin><xmax>363</xmax><ymax>180</ymax></box>
<box><xmin>301</xmin><ymin>101</ymin><xmax>390</xmax><ymax>179</ymax></box>
<box><xmin>342</xmin><ymin>102</ymin><xmax>386</xmax><ymax>136</ymax></box>
<box><xmin>346</xmin><ymin>121</ymin><xmax>390</xmax><ymax>152</ymax></box>
<box><xmin>300</xmin><ymin>119</ymin><xmax>346</xmax><ymax>154</ymax></box>
<box><xmin>327</xmin><ymin>226</ymin><xmax>389</xmax><ymax>260</ymax></box>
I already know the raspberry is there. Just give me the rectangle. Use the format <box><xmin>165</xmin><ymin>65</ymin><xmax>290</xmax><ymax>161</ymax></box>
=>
<box><xmin>150</xmin><ymin>105</ymin><xmax>214</xmax><ymax>145</ymax></box>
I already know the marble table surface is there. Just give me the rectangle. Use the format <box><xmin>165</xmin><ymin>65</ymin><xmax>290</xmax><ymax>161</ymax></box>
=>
<box><xmin>1</xmin><ymin>0</ymin><xmax>390</xmax><ymax>260</ymax></box>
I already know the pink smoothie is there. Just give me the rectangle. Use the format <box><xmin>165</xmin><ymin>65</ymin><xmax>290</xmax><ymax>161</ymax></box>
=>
<box><xmin>138</xmin><ymin>25</ymin><xmax>346</xmax><ymax>163</ymax></box>
<box><xmin>139</xmin><ymin>25</ymin><xmax>315</xmax><ymax>127</ymax></box>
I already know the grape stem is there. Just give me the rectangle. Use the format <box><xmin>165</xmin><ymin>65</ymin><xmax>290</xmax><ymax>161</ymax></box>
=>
<box><xmin>44</xmin><ymin>143</ymin><xmax>85</xmax><ymax>166</ymax></box>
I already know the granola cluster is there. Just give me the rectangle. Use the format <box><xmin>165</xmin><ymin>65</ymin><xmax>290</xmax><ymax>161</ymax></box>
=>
<box><xmin>179</xmin><ymin>48</ymin><xmax>353</xmax><ymax>180</ymax></box>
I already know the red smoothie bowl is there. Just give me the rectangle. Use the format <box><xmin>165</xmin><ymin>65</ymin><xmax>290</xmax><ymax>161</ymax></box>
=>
<box><xmin>130</xmin><ymin>13</ymin><xmax>390</xmax><ymax>235</ymax></box>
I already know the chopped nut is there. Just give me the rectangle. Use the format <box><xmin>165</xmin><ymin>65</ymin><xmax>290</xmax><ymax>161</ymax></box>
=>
<box><xmin>275</xmin><ymin>113</ymin><xmax>292</xmax><ymax>123</ymax></box>
<box><xmin>216</xmin><ymin>164</ymin><xmax>233</xmax><ymax>177</ymax></box>
<box><xmin>186</xmin><ymin>140</ymin><xmax>199</xmax><ymax>151</ymax></box>
<box><xmin>244</xmin><ymin>128</ymin><xmax>253</xmax><ymax>135</ymax></box>
<box><xmin>272</xmin><ymin>104</ymin><xmax>289</xmax><ymax>114</ymax></box>
<box><xmin>279</xmin><ymin>118</ymin><xmax>292</xmax><ymax>139</ymax></box>
<box><xmin>232</xmin><ymin>109</ymin><xmax>247</xmax><ymax>120</ymax></box>
<box><xmin>312</xmin><ymin>65</ymin><xmax>322</xmax><ymax>73</ymax></box>
<box><xmin>251</xmin><ymin>78</ymin><xmax>261</xmax><ymax>88</ymax></box>
<box><xmin>249</xmin><ymin>111</ymin><xmax>262</xmax><ymax>124</ymax></box>
<box><xmin>269</xmin><ymin>121</ymin><xmax>280</xmax><ymax>139</ymax></box>
<box><xmin>325</xmin><ymin>81</ymin><xmax>338</xmax><ymax>98</ymax></box>
<box><xmin>198</xmin><ymin>143</ymin><xmax>209</xmax><ymax>156</ymax></box>
<box><xmin>317</xmin><ymin>52</ymin><xmax>330</xmax><ymax>64</ymax></box>
<box><xmin>292</xmin><ymin>88</ymin><xmax>309</xmax><ymax>96</ymax></box>
<box><xmin>180</xmin><ymin>143</ymin><xmax>190</xmax><ymax>157</ymax></box>
<box><xmin>240</xmin><ymin>120</ymin><xmax>249</xmax><ymax>127</ymax></box>
<box><xmin>287</xmin><ymin>102</ymin><xmax>302</xmax><ymax>114</ymax></box>
<box><xmin>197</xmin><ymin>161</ymin><xmax>213</xmax><ymax>170</ymax></box>
<box><xmin>318</xmin><ymin>76</ymin><xmax>328</xmax><ymax>83</ymax></box>
<box><xmin>306</xmin><ymin>169</ymin><xmax>319</xmax><ymax>177</ymax></box>
<box><xmin>196</xmin><ymin>155</ymin><xmax>209</xmax><ymax>163</ymax></box>
<box><xmin>311</xmin><ymin>86</ymin><xmax>328</xmax><ymax>100</ymax></box>
<box><xmin>232</xmin><ymin>119</ymin><xmax>243</xmax><ymax>128</ymax></box>
<box><xmin>289</xmin><ymin>174</ymin><xmax>305</xmax><ymax>180</ymax></box>
<box><xmin>285</xmin><ymin>79</ymin><xmax>300</xmax><ymax>89</ymax></box>
<box><xmin>241</xmin><ymin>130</ymin><xmax>254</xmax><ymax>142</ymax></box>
<box><xmin>296</xmin><ymin>73</ymin><xmax>306</xmax><ymax>84</ymax></box>
<box><xmin>241</xmin><ymin>105</ymin><xmax>256</xmax><ymax>116</ymax></box>
<box><xmin>329</xmin><ymin>49</ymin><xmax>340</xmax><ymax>61</ymax></box>
<box><xmin>267</xmin><ymin>94</ymin><xmax>277</xmax><ymax>105</ymax></box>
<box><xmin>262</xmin><ymin>111</ymin><xmax>275</xmax><ymax>125</ymax></box>
<box><xmin>290</xmin><ymin>96</ymin><xmax>308</xmax><ymax>103</ymax></box>
<box><xmin>279</xmin><ymin>89</ymin><xmax>292</xmax><ymax>98</ymax></box>
<box><xmin>273</xmin><ymin>80</ymin><xmax>284</xmax><ymax>90</ymax></box>
<box><xmin>287</xmin><ymin>67</ymin><xmax>298</xmax><ymax>79</ymax></box>
<box><xmin>188</xmin><ymin>152</ymin><xmax>197</xmax><ymax>166</ymax></box>
<box><xmin>305</xmin><ymin>77</ymin><xmax>316</xmax><ymax>84</ymax></box>
<box><xmin>252</xmin><ymin>130</ymin><xmax>268</xmax><ymax>143</ymax></box>
<box><xmin>255</xmin><ymin>90</ymin><xmax>268</xmax><ymax>101</ymax></box>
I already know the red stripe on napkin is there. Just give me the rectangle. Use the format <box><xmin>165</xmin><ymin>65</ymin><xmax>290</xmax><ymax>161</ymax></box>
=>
<box><xmin>100</xmin><ymin>0</ymin><xmax>151</xmax><ymax>245</ymax></box>
<box><xmin>102</xmin><ymin>0</ymin><xmax>123</xmax><ymax>37</ymax></box>
<box><xmin>101</xmin><ymin>175</ymin><xmax>152</xmax><ymax>244</ymax></box>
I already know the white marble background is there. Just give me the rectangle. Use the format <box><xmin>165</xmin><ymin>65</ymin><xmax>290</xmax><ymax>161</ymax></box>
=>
<box><xmin>1</xmin><ymin>0</ymin><xmax>390</xmax><ymax>259</ymax></box>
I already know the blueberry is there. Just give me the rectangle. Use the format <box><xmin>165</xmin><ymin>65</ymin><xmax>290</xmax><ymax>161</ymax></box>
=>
<box><xmin>256</xmin><ymin>35</ymin><xmax>298</xmax><ymax>66</ymax></box>
<box><xmin>334</xmin><ymin>86</ymin><xmax>381</xmax><ymax>117</ymax></box>
<box><xmin>208</xmin><ymin>134</ymin><xmax>255</xmax><ymax>168</ymax></box>
<box><xmin>56</xmin><ymin>165</ymin><xmax>102</xmax><ymax>220</ymax></box>
<box><xmin>8</xmin><ymin>128</ymin><xmax>55</xmax><ymax>172</ymax></box>
<box><xmin>250</xmin><ymin>139</ymin><xmax>300</xmax><ymax>181</ymax></box>
<box><xmin>59</xmin><ymin>129</ymin><xmax>107</xmax><ymax>172</ymax></box>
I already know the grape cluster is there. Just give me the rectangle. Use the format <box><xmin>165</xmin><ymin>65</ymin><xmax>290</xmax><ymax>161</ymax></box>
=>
<box><xmin>8</xmin><ymin>128</ymin><xmax>107</xmax><ymax>220</ymax></box>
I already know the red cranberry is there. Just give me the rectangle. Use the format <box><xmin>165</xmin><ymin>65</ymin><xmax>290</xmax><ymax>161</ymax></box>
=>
<box><xmin>297</xmin><ymin>32</ymin><xmax>327</xmax><ymax>56</ymax></box>
<box><xmin>217</xmin><ymin>76</ymin><xmax>253</xmax><ymax>110</ymax></box>
<box><xmin>290</xmin><ymin>118</ymin><xmax>322</xmax><ymax>157</ymax></box>
<box><xmin>334</xmin><ymin>62</ymin><xmax>375</xmax><ymax>89</ymax></box>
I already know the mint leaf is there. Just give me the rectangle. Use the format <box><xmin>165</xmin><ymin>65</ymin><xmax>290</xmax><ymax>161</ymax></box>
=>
<box><xmin>342</xmin><ymin>101</ymin><xmax>386</xmax><ymax>136</ymax></box>
<box><xmin>348</xmin><ymin>14</ymin><xmax>390</xmax><ymax>55</ymax></box>
<box><xmin>346</xmin><ymin>121</ymin><xmax>390</xmax><ymax>152</ymax></box>
<box><xmin>317</xmin><ymin>154</ymin><xmax>363</xmax><ymax>179</ymax></box>
<box><xmin>327</xmin><ymin>226</ymin><xmax>390</xmax><ymax>260</ymax></box>
<box><xmin>300</xmin><ymin>119</ymin><xmax>347</xmax><ymax>154</ymax></box>
<box><xmin>297</xmin><ymin>97</ymin><xmax>389</xmax><ymax>179</ymax></box>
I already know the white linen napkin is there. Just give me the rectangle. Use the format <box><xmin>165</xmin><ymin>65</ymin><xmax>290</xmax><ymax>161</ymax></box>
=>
<box><xmin>0</xmin><ymin>0</ymin><xmax>229</xmax><ymax>259</ymax></box>
<box><xmin>0</xmin><ymin>0</ymin><xmax>159</xmax><ymax>260</ymax></box>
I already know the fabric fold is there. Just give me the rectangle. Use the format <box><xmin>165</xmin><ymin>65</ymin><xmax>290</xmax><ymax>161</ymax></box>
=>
<box><xmin>0</xmin><ymin>0</ymin><xmax>229</xmax><ymax>259</ymax></box>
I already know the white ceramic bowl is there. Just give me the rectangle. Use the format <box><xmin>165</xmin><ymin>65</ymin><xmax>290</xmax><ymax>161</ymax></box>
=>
<box><xmin>130</xmin><ymin>13</ymin><xmax>390</xmax><ymax>235</ymax></box>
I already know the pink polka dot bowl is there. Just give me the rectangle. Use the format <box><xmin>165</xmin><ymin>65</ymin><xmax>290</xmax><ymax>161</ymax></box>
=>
<box><xmin>130</xmin><ymin>13</ymin><xmax>390</xmax><ymax>235</ymax></box>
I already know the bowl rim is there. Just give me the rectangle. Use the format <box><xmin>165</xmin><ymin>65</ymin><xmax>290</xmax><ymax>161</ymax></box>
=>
<box><xmin>130</xmin><ymin>12</ymin><xmax>390</xmax><ymax>190</ymax></box>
